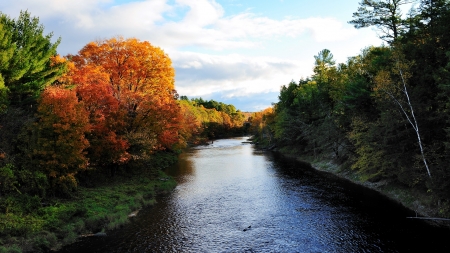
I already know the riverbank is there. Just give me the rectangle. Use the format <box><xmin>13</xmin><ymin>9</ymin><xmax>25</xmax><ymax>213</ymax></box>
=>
<box><xmin>242</xmin><ymin>133</ymin><xmax>450</xmax><ymax>228</ymax></box>
<box><xmin>0</xmin><ymin>170</ymin><xmax>176</xmax><ymax>253</ymax></box>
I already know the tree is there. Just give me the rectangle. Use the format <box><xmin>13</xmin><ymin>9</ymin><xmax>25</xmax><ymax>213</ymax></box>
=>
<box><xmin>70</xmin><ymin>36</ymin><xmax>181</xmax><ymax>157</ymax></box>
<box><xmin>274</xmin><ymin>80</ymin><xmax>305</xmax><ymax>147</ymax></box>
<box><xmin>349</xmin><ymin>0</ymin><xmax>413</xmax><ymax>42</ymax></box>
<box><xmin>418</xmin><ymin>0</ymin><xmax>448</xmax><ymax>28</ymax></box>
<box><xmin>32</xmin><ymin>87</ymin><xmax>89</xmax><ymax>195</ymax></box>
<box><xmin>0</xmin><ymin>22</ymin><xmax>14</xmax><ymax>111</ymax></box>
<box><xmin>313</xmin><ymin>49</ymin><xmax>336</xmax><ymax>85</ymax></box>
<box><xmin>177</xmin><ymin>99</ymin><xmax>203</xmax><ymax>145</ymax></box>
<box><xmin>373</xmin><ymin>47</ymin><xmax>432</xmax><ymax>178</ymax></box>
<box><xmin>72</xmin><ymin>65</ymin><xmax>130</xmax><ymax>169</ymax></box>
<box><xmin>0</xmin><ymin>11</ymin><xmax>66</xmax><ymax>106</ymax></box>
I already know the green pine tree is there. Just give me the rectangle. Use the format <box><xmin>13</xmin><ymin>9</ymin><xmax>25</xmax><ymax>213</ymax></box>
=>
<box><xmin>0</xmin><ymin>10</ymin><xmax>66</xmax><ymax>107</ymax></box>
<box><xmin>0</xmin><ymin>22</ymin><xmax>14</xmax><ymax>112</ymax></box>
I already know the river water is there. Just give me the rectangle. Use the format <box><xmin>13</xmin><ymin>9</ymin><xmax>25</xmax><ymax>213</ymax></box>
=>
<box><xmin>60</xmin><ymin>137</ymin><xmax>450</xmax><ymax>252</ymax></box>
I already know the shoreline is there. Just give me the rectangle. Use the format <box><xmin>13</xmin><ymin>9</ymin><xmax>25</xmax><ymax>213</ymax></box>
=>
<box><xmin>275</xmin><ymin>150</ymin><xmax>450</xmax><ymax>228</ymax></box>
<box><xmin>0</xmin><ymin>171</ymin><xmax>177</xmax><ymax>253</ymax></box>
<box><xmin>244</xmin><ymin>136</ymin><xmax>449</xmax><ymax>227</ymax></box>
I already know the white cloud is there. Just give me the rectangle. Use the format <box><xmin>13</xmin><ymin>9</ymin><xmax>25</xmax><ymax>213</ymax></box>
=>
<box><xmin>171</xmin><ymin>51</ymin><xmax>307</xmax><ymax>99</ymax></box>
<box><xmin>176</xmin><ymin>0</ymin><xmax>224</xmax><ymax>26</ymax></box>
<box><xmin>1</xmin><ymin>0</ymin><xmax>359</xmax><ymax>52</ymax></box>
<box><xmin>7</xmin><ymin>0</ymin><xmax>169</xmax><ymax>23</ymax></box>
<box><xmin>154</xmin><ymin>12</ymin><xmax>358</xmax><ymax>50</ymax></box>
<box><xmin>215</xmin><ymin>14</ymin><xmax>356</xmax><ymax>44</ymax></box>
<box><xmin>303</xmin><ymin>17</ymin><xmax>357</xmax><ymax>43</ymax></box>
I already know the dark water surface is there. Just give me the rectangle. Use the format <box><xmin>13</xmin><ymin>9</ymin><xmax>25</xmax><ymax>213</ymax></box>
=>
<box><xmin>59</xmin><ymin>137</ymin><xmax>450</xmax><ymax>252</ymax></box>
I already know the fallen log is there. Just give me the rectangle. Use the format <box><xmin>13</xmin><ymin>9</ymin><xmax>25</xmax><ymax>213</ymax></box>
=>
<box><xmin>406</xmin><ymin>217</ymin><xmax>450</xmax><ymax>221</ymax></box>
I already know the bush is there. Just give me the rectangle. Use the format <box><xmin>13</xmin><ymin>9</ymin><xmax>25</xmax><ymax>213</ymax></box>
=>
<box><xmin>32</xmin><ymin>231</ymin><xmax>57</xmax><ymax>252</ymax></box>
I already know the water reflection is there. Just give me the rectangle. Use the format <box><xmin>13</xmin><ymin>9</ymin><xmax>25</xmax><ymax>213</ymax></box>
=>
<box><xmin>59</xmin><ymin>137</ymin><xmax>450</xmax><ymax>253</ymax></box>
<box><xmin>165</xmin><ymin>151</ymin><xmax>195</xmax><ymax>184</ymax></box>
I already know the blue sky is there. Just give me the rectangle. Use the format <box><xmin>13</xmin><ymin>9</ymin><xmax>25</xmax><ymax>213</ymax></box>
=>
<box><xmin>1</xmin><ymin>0</ymin><xmax>384</xmax><ymax>112</ymax></box>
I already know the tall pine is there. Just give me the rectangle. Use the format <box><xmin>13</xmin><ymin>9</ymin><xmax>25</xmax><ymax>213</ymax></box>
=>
<box><xmin>0</xmin><ymin>11</ymin><xmax>66</xmax><ymax>107</ymax></box>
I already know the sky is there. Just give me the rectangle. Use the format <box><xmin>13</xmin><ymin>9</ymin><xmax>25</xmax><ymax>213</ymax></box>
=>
<box><xmin>0</xmin><ymin>0</ymin><xmax>384</xmax><ymax>112</ymax></box>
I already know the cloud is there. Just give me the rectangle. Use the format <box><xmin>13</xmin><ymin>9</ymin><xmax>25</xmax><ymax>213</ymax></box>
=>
<box><xmin>1</xmin><ymin>0</ymin><xmax>169</xmax><ymax>28</ymax></box>
<box><xmin>0</xmin><ymin>0</ymin><xmax>358</xmax><ymax>53</ymax></box>
<box><xmin>171</xmin><ymin>51</ymin><xmax>304</xmax><ymax>100</ymax></box>
<box><xmin>215</xmin><ymin>14</ymin><xmax>356</xmax><ymax>43</ymax></box>
<box><xmin>0</xmin><ymin>0</ymin><xmax>174</xmax><ymax>54</ymax></box>
<box><xmin>176</xmin><ymin>0</ymin><xmax>224</xmax><ymax>26</ymax></box>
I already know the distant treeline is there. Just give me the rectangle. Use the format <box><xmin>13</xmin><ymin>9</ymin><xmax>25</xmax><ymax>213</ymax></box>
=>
<box><xmin>179</xmin><ymin>96</ymin><xmax>247</xmax><ymax>140</ymax></box>
<box><xmin>249</xmin><ymin>0</ymin><xmax>450</xmax><ymax>215</ymax></box>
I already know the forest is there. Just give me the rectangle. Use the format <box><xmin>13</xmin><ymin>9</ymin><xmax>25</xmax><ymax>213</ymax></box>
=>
<box><xmin>250</xmin><ymin>0</ymin><xmax>450</xmax><ymax>217</ymax></box>
<box><xmin>0</xmin><ymin>11</ymin><xmax>246</xmax><ymax>252</ymax></box>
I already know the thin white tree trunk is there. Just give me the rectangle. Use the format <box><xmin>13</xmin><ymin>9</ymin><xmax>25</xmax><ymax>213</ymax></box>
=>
<box><xmin>382</xmin><ymin>65</ymin><xmax>431</xmax><ymax>178</ymax></box>
<box><xmin>397</xmin><ymin>68</ymin><xmax>431</xmax><ymax>178</ymax></box>
<box><xmin>376</xmin><ymin>51</ymin><xmax>432</xmax><ymax>179</ymax></box>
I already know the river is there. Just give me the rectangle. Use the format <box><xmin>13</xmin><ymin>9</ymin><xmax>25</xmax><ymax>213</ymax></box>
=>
<box><xmin>59</xmin><ymin>137</ymin><xmax>450</xmax><ymax>252</ymax></box>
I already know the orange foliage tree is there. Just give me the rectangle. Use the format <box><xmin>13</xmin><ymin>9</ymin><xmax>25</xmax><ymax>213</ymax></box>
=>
<box><xmin>69</xmin><ymin>36</ymin><xmax>181</xmax><ymax>161</ymax></box>
<box><xmin>177</xmin><ymin>99</ymin><xmax>204</xmax><ymax>145</ymax></box>
<box><xmin>33</xmin><ymin>86</ymin><xmax>89</xmax><ymax>195</ymax></box>
<box><xmin>72</xmin><ymin>64</ymin><xmax>130</xmax><ymax>168</ymax></box>
<box><xmin>249</xmin><ymin>107</ymin><xmax>275</xmax><ymax>144</ymax></box>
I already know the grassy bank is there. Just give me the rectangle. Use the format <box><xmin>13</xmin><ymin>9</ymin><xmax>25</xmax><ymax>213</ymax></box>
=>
<box><xmin>0</xmin><ymin>169</ymin><xmax>176</xmax><ymax>253</ymax></box>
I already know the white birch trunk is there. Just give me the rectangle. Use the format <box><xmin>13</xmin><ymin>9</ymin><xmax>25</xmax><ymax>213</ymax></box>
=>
<box><xmin>381</xmin><ymin>65</ymin><xmax>432</xmax><ymax>178</ymax></box>
<box><xmin>398</xmin><ymin>68</ymin><xmax>432</xmax><ymax>178</ymax></box>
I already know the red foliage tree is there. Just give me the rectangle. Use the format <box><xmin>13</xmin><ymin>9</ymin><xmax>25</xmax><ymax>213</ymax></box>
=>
<box><xmin>73</xmin><ymin>65</ymin><xmax>130</xmax><ymax>167</ymax></box>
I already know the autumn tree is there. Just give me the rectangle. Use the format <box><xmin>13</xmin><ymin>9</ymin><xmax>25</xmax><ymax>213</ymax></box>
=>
<box><xmin>70</xmin><ymin>36</ymin><xmax>181</xmax><ymax>162</ymax></box>
<box><xmin>175</xmin><ymin>97</ymin><xmax>246</xmax><ymax>142</ymax></box>
<box><xmin>31</xmin><ymin>87</ymin><xmax>89</xmax><ymax>195</ymax></box>
<box><xmin>71</xmin><ymin>64</ymin><xmax>130</xmax><ymax>170</ymax></box>
<box><xmin>177</xmin><ymin>99</ymin><xmax>203</xmax><ymax>145</ymax></box>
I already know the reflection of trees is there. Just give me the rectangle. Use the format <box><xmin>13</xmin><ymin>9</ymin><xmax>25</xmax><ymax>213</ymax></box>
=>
<box><xmin>166</xmin><ymin>152</ymin><xmax>195</xmax><ymax>182</ymax></box>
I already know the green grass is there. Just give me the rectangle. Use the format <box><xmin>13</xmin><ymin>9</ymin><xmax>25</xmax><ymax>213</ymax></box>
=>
<box><xmin>0</xmin><ymin>170</ymin><xmax>176</xmax><ymax>253</ymax></box>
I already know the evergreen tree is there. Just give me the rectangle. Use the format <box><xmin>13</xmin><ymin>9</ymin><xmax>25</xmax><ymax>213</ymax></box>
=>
<box><xmin>0</xmin><ymin>22</ymin><xmax>14</xmax><ymax>111</ymax></box>
<box><xmin>349</xmin><ymin>0</ymin><xmax>412</xmax><ymax>43</ymax></box>
<box><xmin>0</xmin><ymin>11</ymin><xmax>66</xmax><ymax>107</ymax></box>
